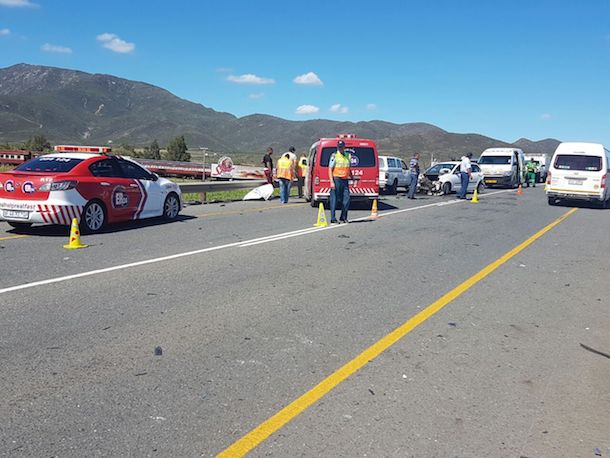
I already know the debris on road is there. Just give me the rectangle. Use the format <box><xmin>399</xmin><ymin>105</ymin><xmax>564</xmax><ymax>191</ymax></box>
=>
<box><xmin>154</xmin><ymin>346</ymin><xmax>163</xmax><ymax>356</ymax></box>
<box><xmin>580</xmin><ymin>343</ymin><xmax>610</xmax><ymax>360</ymax></box>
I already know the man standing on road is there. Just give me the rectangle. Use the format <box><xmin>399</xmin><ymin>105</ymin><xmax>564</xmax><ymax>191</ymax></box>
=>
<box><xmin>262</xmin><ymin>147</ymin><xmax>274</xmax><ymax>184</ymax></box>
<box><xmin>328</xmin><ymin>140</ymin><xmax>352</xmax><ymax>223</ymax></box>
<box><xmin>458</xmin><ymin>152</ymin><xmax>473</xmax><ymax>199</ymax></box>
<box><xmin>407</xmin><ymin>153</ymin><xmax>420</xmax><ymax>199</ymax></box>
<box><xmin>525</xmin><ymin>158</ymin><xmax>537</xmax><ymax>188</ymax></box>
<box><xmin>276</xmin><ymin>152</ymin><xmax>295</xmax><ymax>203</ymax></box>
<box><xmin>296</xmin><ymin>153</ymin><xmax>308</xmax><ymax>198</ymax></box>
<box><xmin>286</xmin><ymin>146</ymin><xmax>298</xmax><ymax>195</ymax></box>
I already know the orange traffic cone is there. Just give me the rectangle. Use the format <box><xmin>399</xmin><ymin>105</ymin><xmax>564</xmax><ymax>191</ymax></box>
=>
<box><xmin>370</xmin><ymin>199</ymin><xmax>379</xmax><ymax>219</ymax></box>
<box><xmin>517</xmin><ymin>184</ymin><xmax>523</xmax><ymax>195</ymax></box>
<box><xmin>313</xmin><ymin>202</ymin><xmax>329</xmax><ymax>227</ymax></box>
<box><xmin>64</xmin><ymin>218</ymin><xmax>88</xmax><ymax>249</ymax></box>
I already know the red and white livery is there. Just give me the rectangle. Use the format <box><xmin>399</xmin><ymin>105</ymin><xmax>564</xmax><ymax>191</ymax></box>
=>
<box><xmin>0</xmin><ymin>146</ymin><xmax>182</xmax><ymax>232</ymax></box>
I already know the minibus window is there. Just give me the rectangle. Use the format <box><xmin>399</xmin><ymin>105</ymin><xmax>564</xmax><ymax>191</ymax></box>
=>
<box><xmin>320</xmin><ymin>147</ymin><xmax>376</xmax><ymax>167</ymax></box>
<box><xmin>478</xmin><ymin>156</ymin><xmax>512</xmax><ymax>165</ymax></box>
<box><xmin>554</xmin><ymin>155</ymin><xmax>601</xmax><ymax>171</ymax></box>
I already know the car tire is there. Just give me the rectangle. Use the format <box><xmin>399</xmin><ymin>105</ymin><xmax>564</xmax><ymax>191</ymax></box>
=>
<box><xmin>476</xmin><ymin>181</ymin><xmax>485</xmax><ymax>194</ymax></box>
<box><xmin>8</xmin><ymin>222</ymin><xmax>32</xmax><ymax>230</ymax></box>
<box><xmin>82</xmin><ymin>200</ymin><xmax>107</xmax><ymax>233</ymax></box>
<box><xmin>548</xmin><ymin>196</ymin><xmax>558</xmax><ymax>206</ymax></box>
<box><xmin>388</xmin><ymin>179</ymin><xmax>398</xmax><ymax>195</ymax></box>
<box><xmin>163</xmin><ymin>193</ymin><xmax>180</xmax><ymax>220</ymax></box>
<box><xmin>442</xmin><ymin>182</ymin><xmax>452</xmax><ymax>195</ymax></box>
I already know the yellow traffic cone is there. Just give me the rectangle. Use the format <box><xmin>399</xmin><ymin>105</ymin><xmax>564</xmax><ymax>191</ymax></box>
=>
<box><xmin>313</xmin><ymin>202</ymin><xmax>329</xmax><ymax>227</ymax></box>
<box><xmin>471</xmin><ymin>188</ymin><xmax>479</xmax><ymax>203</ymax></box>
<box><xmin>370</xmin><ymin>199</ymin><xmax>379</xmax><ymax>218</ymax></box>
<box><xmin>517</xmin><ymin>184</ymin><xmax>523</xmax><ymax>195</ymax></box>
<box><xmin>64</xmin><ymin>218</ymin><xmax>88</xmax><ymax>249</ymax></box>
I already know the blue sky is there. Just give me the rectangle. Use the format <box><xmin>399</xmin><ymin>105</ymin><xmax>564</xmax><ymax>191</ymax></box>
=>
<box><xmin>1</xmin><ymin>0</ymin><xmax>609</xmax><ymax>145</ymax></box>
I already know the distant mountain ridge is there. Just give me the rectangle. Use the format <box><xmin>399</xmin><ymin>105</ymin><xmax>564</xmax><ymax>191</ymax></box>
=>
<box><xmin>0</xmin><ymin>64</ymin><xmax>560</xmax><ymax>159</ymax></box>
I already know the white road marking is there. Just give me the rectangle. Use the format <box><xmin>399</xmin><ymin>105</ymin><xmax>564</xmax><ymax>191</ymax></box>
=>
<box><xmin>0</xmin><ymin>190</ymin><xmax>516</xmax><ymax>295</ymax></box>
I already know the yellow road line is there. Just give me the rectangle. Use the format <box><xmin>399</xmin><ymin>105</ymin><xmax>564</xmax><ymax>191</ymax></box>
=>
<box><xmin>216</xmin><ymin>207</ymin><xmax>578</xmax><ymax>457</ymax></box>
<box><xmin>0</xmin><ymin>234</ymin><xmax>29</xmax><ymax>241</ymax></box>
<box><xmin>194</xmin><ymin>203</ymin><xmax>305</xmax><ymax>219</ymax></box>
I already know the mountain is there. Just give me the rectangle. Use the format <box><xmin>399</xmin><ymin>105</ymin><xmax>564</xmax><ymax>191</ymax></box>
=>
<box><xmin>0</xmin><ymin>64</ymin><xmax>559</xmax><ymax>159</ymax></box>
<box><xmin>513</xmin><ymin>138</ymin><xmax>561</xmax><ymax>154</ymax></box>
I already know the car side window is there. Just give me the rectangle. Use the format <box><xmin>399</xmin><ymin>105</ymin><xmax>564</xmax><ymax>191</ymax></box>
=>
<box><xmin>401</xmin><ymin>160</ymin><xmax>408</xmax><ymax>170</ymax></box>
<box><xmin>471</xmin><ymin>164</ymin><xmax>481</xmax><ymax>173</ymax></box>
<box><xmin>89</xmin><ymin>159</ymin><xmax>123</xmax><ymax>178</ymax></box>
<box><xmin>118</xmin><ymin>160</ymin><xmax>153</xmax><ymax>180</ymax></box>
<box><xmin>388</xmin><ymin>158</ymin><xmax>397</xmax><ymax>168</ymax></box>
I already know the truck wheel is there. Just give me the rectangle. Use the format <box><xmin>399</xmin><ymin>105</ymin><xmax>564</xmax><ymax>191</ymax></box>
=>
<box><xmin>442</xmin><ymin>182</ymin><xmax>451</xmax><ymax>195</ymax></box>
<box><xmin>548</xmin><ymin>197</ymin><xmax>558</xmax><ymax>206</ymax></box>
<box><xmin>388</xmin><ymin>179</ymin><xmax>398</xmax><ymax>195</ymax></box>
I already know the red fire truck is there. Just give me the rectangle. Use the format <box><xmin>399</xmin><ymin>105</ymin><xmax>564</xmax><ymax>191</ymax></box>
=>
<box><xmin>304</xmin><ymin>134</ymin><xmax>379</xmax><ymax>207</ymax></box>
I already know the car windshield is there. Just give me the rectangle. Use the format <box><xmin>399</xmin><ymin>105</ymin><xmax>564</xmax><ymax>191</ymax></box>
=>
<box><xmin>426</xmin><ymin>163</ymin><xmax>454</xmax><ymax>174</ymax></box>
<box><xmin>554</xmin><ymin>154</ymin><xmax>602</xmax><ymax>171</ymax></box>
<box><xmin>320</xmin><ymin>147</ymin><xmax>376</xmax><ymax>167</ymax></box>
<box><xmin>15</xmin><ymin>156</ymin><xmax>83</xmax><ymax>173</ymax></box>
<box><xmin>478</xmin><ymin>156</ymin><xmax>512</xmax><ymax>165</ymax></box>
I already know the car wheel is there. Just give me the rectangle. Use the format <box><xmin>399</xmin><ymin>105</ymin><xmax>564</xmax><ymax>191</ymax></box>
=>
<box><xmin>476</xmin><ymin>181</ymin><xmax>485</xmax><ymax>194</ymax></box>
<box><xmin>8</xmin><ymin>222</ymin><xmax>32</xmax><ymax>230</ymax></box>
<box><xmin>388</xmin><ymin>179</ymin><xmax>398</xmax><ymax>195</ymax></box>
<box><xmin>163</xmin><ymin>193</ymin><xmax>180</xmax><ymax>220</ymax></box>
<box><xmin>548</xmin><ymin>196</ymin><xmax>558</xmax><ymax>206</ymax></box>
<box><xmin>442</xmin><ymin>182</ymin><xmax>452</xmax><ymax>195</ymax></box>
<box><xmin>82</xmin><ymin>200</ymin><xmax>106</xmax><ymax>233</ymax></box>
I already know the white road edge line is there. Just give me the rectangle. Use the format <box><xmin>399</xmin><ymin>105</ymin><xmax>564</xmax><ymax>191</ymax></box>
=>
<box><xmin>0</xmin><ymin>189</ymin><xmax>515</xmax><ymax>295</ymax></box>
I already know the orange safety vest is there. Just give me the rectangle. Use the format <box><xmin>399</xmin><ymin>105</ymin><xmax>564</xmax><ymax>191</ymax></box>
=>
<box><xmin>276</xmin><ymin>156</ymin><xmax>294</xmax><ymax>180</ymax></box>
<box><xmin>332</xmin><ymin>151</ymin><xmax>351</xmax><ymax>179</ymax></box>
<box><xmin>297</xmin><ymin>157</ymin><xmax>307</xmax><ymax>178</ymax></box>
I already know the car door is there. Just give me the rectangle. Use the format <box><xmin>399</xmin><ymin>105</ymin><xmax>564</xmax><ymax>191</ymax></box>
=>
<box><xmin>400</xmin><ymin>160</ymin><xmax>410</xmax><ymax>186</ymax></box>
<box><xmin>117</xmin><ymin>158</ymin><xmax>163</xmax><ymax>219</ymax></box>
<box><xmin>451</xmin><ymin>164</ymin><xmax>462</xmax><ymax>190</ymax></box>
<box><xmin>470</xmin><ymin>164</ymin><xmax>482</xmax><ymax>190</ymax></box>
<box><xmin>88</xmin><ymin>158</ymin><xmax>139</xmax><ymax>222</ymax></box>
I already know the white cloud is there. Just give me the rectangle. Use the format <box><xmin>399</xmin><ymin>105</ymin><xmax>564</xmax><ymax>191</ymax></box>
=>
<box><xmin>295</xmin><ymin>105</ymin><xmax>319</xmax><ymax>115</ymax></box>
<box><xmin>293</xmin><ymin>71</ymin><xmax>323</xmax><ymax>86</ymax></box>
<box><xmin>41</xmin><ymin>43</ymin><xmax>72</xmax><ymax>54</ymax></box>
<box><xmin>541</xmin><ymin>113</ymin><xmax>552</xmax><ymax>120</ymax></box>
<box><xmin>226</xmin><ymin>74</ymin><xmax>275</xmax><ymax>85</ymax></box>
<box><xmin>330</xmin><ymin>103</ymin><xmax>349</xmax><ymax>114</ymax></box>
<box><xmin>248</xmin><ymin>92</ymin><xmax>265</xmax><ymax>99</ymax></box>
<box><xmin>0</xmin><ymin>0</ymin><xmax>37</xmax><ymax>7</ymax></box>
<box><xmin>97</xmin><ymin>33</ymin><xmax>135</xmax><ymax>54</ymax></box>
<box><xmin>0</xmin><ymin>28</ymin><xmax>10</xmax><ymax>36</ymax></box>
<box><xmin>367</xmin><ymin>103</ymin><xmax>377</xmax><ymax>111</ymax></box>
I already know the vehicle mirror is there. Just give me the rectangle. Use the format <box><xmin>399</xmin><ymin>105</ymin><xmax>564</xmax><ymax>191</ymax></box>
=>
<box><xmin>151</xmin><ymin>173</ymin><xmax>159</xmax><ymax>182</ymax></box>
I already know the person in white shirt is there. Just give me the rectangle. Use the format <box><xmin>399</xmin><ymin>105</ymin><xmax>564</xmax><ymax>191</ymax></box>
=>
<box><xmin>458</xmin><ymin>152</ymin><xmax>473</xmax><ymax>199</ymax></box>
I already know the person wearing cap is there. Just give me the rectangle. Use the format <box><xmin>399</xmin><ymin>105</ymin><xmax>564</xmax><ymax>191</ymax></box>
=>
<box><xmin>458</xmin><ymin>152</ymin><xmax>473</xmax><ymax>199</ymax></box>
<box><xmin>328</xmin><ymin>140</ymin><xmax>352</xmax><ymax>223</ymax></box>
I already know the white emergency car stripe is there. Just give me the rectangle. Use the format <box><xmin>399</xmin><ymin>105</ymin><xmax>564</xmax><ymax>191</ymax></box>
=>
<box><xmin>134</xmin><ymin>180</ymin><xmax>147</xmax><ymax>220</ymax></box>
<box><xmin>317</xmin><ymin>187</ymin><xmax>377</xmax><ymax>195</ymax></box>
<box><xmin>36</xmin><ymin>205</ymin><xmax>83</xmax><ymax>225</ymax></box>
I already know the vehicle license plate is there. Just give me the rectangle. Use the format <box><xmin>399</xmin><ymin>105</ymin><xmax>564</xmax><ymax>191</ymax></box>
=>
<box><xmin>3</xmin><ymin>210</ymin><xmax>29</xmax><ymax>219</ymax></box>
<box><xmin>486</xmin><ymin>179</ymin><xmax>497</xmax><ymax>184</ymax></box>
<box><xmin>567</xmin><ymin>179</ymin><xmax>583</xmax><ymax>185</ymax></box>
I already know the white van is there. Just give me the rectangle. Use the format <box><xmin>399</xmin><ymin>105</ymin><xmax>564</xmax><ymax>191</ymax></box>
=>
<box><xmin>546</xmin><ymin>142</ymin><xmax>610</xmax><ymax>207</ymax></box>
<box><xmin>478</xmin><ymin>148</ymin><xmax>525</xmax><ymax>188</ymax></box>
<box><xmin>378</xmin><ymin>155</ymin><xmax>410</xmax><ymax>194</ymax></box>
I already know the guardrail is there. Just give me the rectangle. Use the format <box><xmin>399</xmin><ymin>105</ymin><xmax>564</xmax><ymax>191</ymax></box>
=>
<box><xmin>179</xmin><ymin>180</ymin><xmax>267</xmax><ymax>194</ymax></box>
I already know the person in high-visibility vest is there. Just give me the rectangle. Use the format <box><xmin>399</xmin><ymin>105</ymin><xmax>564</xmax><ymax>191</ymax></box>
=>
<box><xmin>296</xmin><ymin>154</ymin><xmax>308</xmax><ymax>198</ymax></box>
<box><xmin>328</xmin><ymin>140</ymin><xmax>352</xmax><ymax>223</ymax></box>
<box><xmin>525</xmin><ymin>159</ymin><xmax>537</xmax><ymax>188</ymax></box>
<box><xmin>276</xmin><ymin>152</ymin><xmax>296</xmax><ymax>203</ymax></box>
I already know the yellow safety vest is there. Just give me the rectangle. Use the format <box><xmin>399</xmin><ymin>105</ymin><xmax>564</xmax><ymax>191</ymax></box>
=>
<box><xmin>277</xmin><ymin>156</ymin><xmax>293</xmax><ymax>180</ymax></box>
<box><xmin>332</xmin><ymin>151</ymin><xmax>351</xmax><ymax>179</ymax></box>
<box><xmin>297</xmin><ymin>157</ymin><xmax>307</xmax><ymax>177</ymax></box>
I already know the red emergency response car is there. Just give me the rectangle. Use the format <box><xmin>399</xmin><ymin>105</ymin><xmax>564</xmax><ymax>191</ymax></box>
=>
<box><xmin>304</xmin><ymin>134</ymin><xmax>379</xmax><ymax>206</ymax></box>
<box><xmin>0</xmin><ymin>146</ymin><xmax>182</xmax><ymax>233</ymax></box>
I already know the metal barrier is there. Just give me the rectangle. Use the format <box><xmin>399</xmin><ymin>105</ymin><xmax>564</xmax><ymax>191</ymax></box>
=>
<box><xmin>179</xmin><ymin>180</ymin><xmax>267</xmax><ymax>194</ymax></box>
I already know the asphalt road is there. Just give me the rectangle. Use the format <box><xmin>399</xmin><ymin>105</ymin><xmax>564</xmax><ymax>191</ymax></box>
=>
<box><xmin>0</xmin><ymin>188</ymin><xmax>608</xmax><ymax>457</ymax></box>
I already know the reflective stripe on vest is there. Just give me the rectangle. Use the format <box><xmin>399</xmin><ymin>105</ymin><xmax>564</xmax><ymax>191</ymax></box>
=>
<box><xmin>277</xmin><ymin>157</ymin><xmax>293</xmax><ymax>180</ymax></box>
<box><xmin>332</xmin><ymin>152</ymin><xmax>351</xmax><ymax>178</ymax></box>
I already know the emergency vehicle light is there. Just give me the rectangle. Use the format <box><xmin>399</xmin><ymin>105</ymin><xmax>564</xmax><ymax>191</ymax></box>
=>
<box><xmin>54</xmin><ymin>145</ymin><xmax>112</xmax><ymax>154</ymax></box>
<box><xmin>337</xmin><ymin>134</ymin><xmax>357</xmax><ymax>139</ymax></box>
